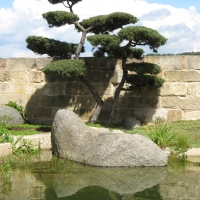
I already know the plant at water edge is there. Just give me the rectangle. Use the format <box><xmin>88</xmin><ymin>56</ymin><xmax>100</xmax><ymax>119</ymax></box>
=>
<box><xmin>145</xmin><ymin>124</ymin><xmax>175</xmax><ymax>149</ymax></box>
<box><xmin>0</xmin><ymin>161</ymin><xmax>12</xmax><ymax>193</ymax></box>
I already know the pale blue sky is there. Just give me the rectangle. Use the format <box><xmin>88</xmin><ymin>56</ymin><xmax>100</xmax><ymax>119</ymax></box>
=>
<box><xmin>0</xmin><ymin>0</ymin><xmax>200</xmax><ymax>57</ymax></box>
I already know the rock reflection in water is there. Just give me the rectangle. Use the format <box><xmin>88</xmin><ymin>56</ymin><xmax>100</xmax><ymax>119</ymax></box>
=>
<box><xmin>53</xmin><ymin>166</ymin><xmax>167</xmax><ymax>197</ymax></box>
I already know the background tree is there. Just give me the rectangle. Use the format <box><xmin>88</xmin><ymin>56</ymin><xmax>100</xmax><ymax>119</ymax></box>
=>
<box><xmin>26</xmin><ymin>0</ymin><xmax>138</xmax><ymax>123</ymax></box>
<box><xmin>87</xmin><ymin>26</ymin><xmax>167</xmax><ymax>126</ymax></box>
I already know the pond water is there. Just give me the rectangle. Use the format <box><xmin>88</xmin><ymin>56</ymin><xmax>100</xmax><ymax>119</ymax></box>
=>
<box><xmin>0</xmin><ymin>151</ymin><xmax>200</xmax><ymax>200</ymax></box>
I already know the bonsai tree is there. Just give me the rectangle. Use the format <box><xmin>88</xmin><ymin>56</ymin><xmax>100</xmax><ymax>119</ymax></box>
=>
<box><xmin>26</xmin><ymin>0</ymin><xmax>138</xmax><ymax>123</ymax></box>
<box><xmin>87</xmin><ymin>26</ymin><xmax>167</xmax><ymax>126</ymax></box>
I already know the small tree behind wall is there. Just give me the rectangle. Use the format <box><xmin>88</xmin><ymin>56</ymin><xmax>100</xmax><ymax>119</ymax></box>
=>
<box><xmin>25</xmin><ymin>0</ymin><xmax>139</xmax><ymax>123</ymax></box>
<box><xmin>87</xmin><ymin>26</ymin><xmax>167</xmax><ymax>126</ymax></box>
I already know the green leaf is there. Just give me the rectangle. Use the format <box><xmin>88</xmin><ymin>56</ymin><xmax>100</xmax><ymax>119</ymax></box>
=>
<box><xmin>43</xmin><ymin>11</ymin><xmax>79</xmax><ymax>27</ymax></box>
<box><xmin>42</xmin><ymin>59</ymin><xmax>86</xmax><ymax>77</ymax></box>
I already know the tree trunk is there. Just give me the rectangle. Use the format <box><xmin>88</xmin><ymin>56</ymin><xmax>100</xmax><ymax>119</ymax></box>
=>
<box><xmin>106</xmin><ymin>59</ymin><xmax>127</xmax><ymax>127</ymax></box>
<box><xmin>74</xmin><ymin>28</ymin><xmax>104</xmax><ymax>123</ymax></box>
<box><xmin>80</xmin><ymin>75</ymin><xmax>104</xmax><ymax>123</ymax></box>
<box><xmin>75</xmin><ymin>29</ymin><xmax>87</xmax><ymax>59</ymax></box>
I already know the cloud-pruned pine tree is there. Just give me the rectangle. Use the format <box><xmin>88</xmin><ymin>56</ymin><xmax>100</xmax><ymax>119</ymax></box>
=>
<box><xmin>26</xmin><ymin>0</ymin><xmax>140</xmax><ymax>123</ymax></box>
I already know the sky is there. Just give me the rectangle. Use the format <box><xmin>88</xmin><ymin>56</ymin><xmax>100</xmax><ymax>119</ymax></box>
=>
<box><xmin>0</xmin><ymin>0</ymin><xmax>200</xmax><ymax>58</ymax></box>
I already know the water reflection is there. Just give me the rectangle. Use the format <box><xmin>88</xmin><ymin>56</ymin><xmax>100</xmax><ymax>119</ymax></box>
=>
<box><xmin>0</xmin><ymin>156</ymin><xmax>200</xmax><ymax>200</ymax></box>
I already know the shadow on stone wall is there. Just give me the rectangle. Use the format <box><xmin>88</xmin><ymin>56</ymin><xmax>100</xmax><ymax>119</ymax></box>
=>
<box><xmin>25</xmin><ymin>58</ymin><xmax>117</xmax><ymax>125</ymax></box>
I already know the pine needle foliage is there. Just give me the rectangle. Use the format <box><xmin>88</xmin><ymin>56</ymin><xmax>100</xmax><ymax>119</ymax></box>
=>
<box><xmin>26</xmin><ymin>36</ymin><xmax>83</xmax><ymax>59</ymax></box>
<box><xmin>43</xmin><ymin>11</ymin><xmax>79</xmax><ymax>27</ymax></box>
<box><xmin>42</xmin><ymin>59</ymin><xmax>86</xmax><ymax>77</ymax></box>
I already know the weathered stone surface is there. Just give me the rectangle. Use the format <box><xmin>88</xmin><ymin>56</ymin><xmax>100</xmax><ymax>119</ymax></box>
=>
<box><xmin>51</xmin><ymin>109</ymin><xmax>168</xmax><ymax>167</ymax></box>
<box><xmin>162</xmin><ymin>96</ymin><xmax>200</xmax><ymax>109</ymax></box>
<box><xmin>128</xmin><ymin>96</ymin><xmax>159</xmax><ymax>108</ymax></box>
<box><xmin>0</xmin><ymin>105</ymin><xmax>24</xmax><ymax>124</ymax></box>
<box><xmin>0</xmin><ymin>95</ymin><xmax>28</xmax><ymax>107</ymax></box>
<box><xmin>29</xmin><ymin>70</ymin><xmax>45</xmax><ymax>83</ymax></box>
<box><xmin>160</xmin><ymin>82</ymin><xmax>187</xmax><ymax>96</ymax></box>
<box><xmin>0</xmin><ymin>71</ymin><xmax>29</xmax><ymax>82</ymax></box>
<box><xmin>144</xmin><ymin>55</ymin><xmax>187</xmax><ymax>71</ymax></box>
<box><xmin>183</xmin><ymin>110</ymin><xmax>200</xmax><ymax>120</ymax></box>
<box><xmin>0</xmin><ymin>83</ymin><xmax>32</xmax><ymax>95</ymax></box>
<box><xmin>167</xmin><ymin>109</ymin><xmax>182</xmax><ymax>121</ymax></box>
<box><xmin>35</xmin><ymin>58</ymin><xmax>53</xmax><ymax>70</ymax></box>
<box><xmin>164</xmin><ymin>70</ymin><xmax>200</xmax><ymax>82</ymax></box>
<box><xmin>120</xmin><ymin>117</ymin><xmax>141</xmax><ymax>129</ymax></box>
<box><xmin>0</xmin><ymin>143</ymin><xmax>12</xmax><ymax>157</ymax></box>
<box><xmin>187</xmin><ymin>56</ymin><xmax>200</xmax><ymax>69</ymax></box>
<box><xmin>7</xmin><ymin>58</ymin><xmax>36</xmax><ymax>71</ymax></box>
<box><xmin>110</xmin><ymin>70</ymin><xmax>123</xmax><ymax>84</ymax></box>
<box><xmin>53</xmin><ymin>165</ymin><xmax>167</xmax><ymax>197</ymax></box>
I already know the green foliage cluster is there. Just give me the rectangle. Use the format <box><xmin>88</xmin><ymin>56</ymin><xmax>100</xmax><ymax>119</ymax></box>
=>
<box><xmin>26</xmin><ymin>36</ymin><xmax>83</xmax><ymax>59</ymax></box>
<box><xmin>126</xmin><ymin>74</ymin><xmax>165</xmax><ymax>87</ymax></box>
<box><xmin>125</xmin><ymin>62</ymin><xmax>165</xmax><ymax>88</ymax></box>
<box><xmin>48</xmin><ymin>0</ymin><xmax>82</xmax><ymax>5</ymax></box>
<box><xmin>5</xmin><ymin>101</ymin><xmax>26</xmax><ymax>121</ymax></box>
<box><xmin>118</xmin><ymin>26</ymin><xmax>167</xmax><ymax>52</ymax></box>
<box><xmin>146</xmin><ymin>52</ymin><xmax>200</xmax><ymax>56</ymax></box>
<box><xmin>42</xmin><ymin>59</ymin><xmax>86</xmax><ymax>77</ymax></box>
<box><xmin>81</xmin><ymin>12</ymin><xmax>138</xmax><ymax>34</ymax></box>
<box><xmin>43</xmin><ymin>11</ymin><xmax>79</xmax><ymax>27</ymax></box>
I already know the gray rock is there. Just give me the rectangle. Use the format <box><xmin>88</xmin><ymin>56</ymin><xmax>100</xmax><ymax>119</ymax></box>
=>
<box><xmin>51</xmin><ymin>109</ymin><xmax>168</xmax><ymax>167</ymax></box>
<box><xmin>120</xmin><ymin>117</ymin><xmax>142</xmax><ymax>129</ymax></box>
<box><xmin>0</xmin><ymin>105</ymin><xmax>24</xmax><ymax>124</ymax></box>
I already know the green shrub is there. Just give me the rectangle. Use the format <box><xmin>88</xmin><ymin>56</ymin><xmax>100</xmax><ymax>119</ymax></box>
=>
<box><xmin>5</xmin><ymin>101</ymin><xmax>26</xmax><ymax>121</ymax></box>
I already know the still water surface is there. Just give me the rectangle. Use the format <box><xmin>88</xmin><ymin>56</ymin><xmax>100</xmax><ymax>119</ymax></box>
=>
<box><xmin>0</xmin><ymin>152</ymin><xmax>200</xmax><ymax>200</ymax></box>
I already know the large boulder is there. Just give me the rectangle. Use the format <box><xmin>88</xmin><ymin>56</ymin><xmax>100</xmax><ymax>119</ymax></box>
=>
<box><xmin>51</xmin><ymin>109</ymin><xmax>168</xmax><ymax>167</ymax></box>
<box><xmin>0</xmin><ymin>105</ymin><xmax>24</xmax><ymax>124</ymax></box>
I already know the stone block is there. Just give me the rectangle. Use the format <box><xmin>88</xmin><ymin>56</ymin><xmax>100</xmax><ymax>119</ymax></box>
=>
<box><xmin>127</xmin><ymin>96</ymin><xmax>160</xmax><ymax>108</ymax></box>
<box><xmin>6</xmin><ymin>58</ymin><xmax>36</xmax><ymax>71</ymax></box>
<box><xmin>25</xmin><ymin>107</ymin><xmax>52</xmax><ymax>118</ymax></box>
<box><xmin>0</xmin><ymin>83</ymin><xmax>32</xmax><ymax>95</ymax></box>
<box><xmin>0</xmin><ymin>71</ymin><xmax>29</xmax><ymax>82</ymax></box>
<box><xmin>66</xmin><ymin>82</ymin><xmax>91</xmax><ymax>95</ymax></box>
<box><xmin>29</xmin><ymin>71</ymin><xmax>45</xmax><ymax>83</ymax></box>
<box><xmin>0</xmin><ymin>94</ymin><xmax>28</xmax><ymax>107</ymax></box>
<box><xmin>164</xmin><ymin>70</ymin><xmax>200</xmax><ymax>82</ymax></box>
<box><xmin>26</xmin><ymin>95</ymin><xmax>41</xmax><ymax>107</ymax></box>
<box><xmin>187</xmin><ymin>56</ymin><xmax>200</xmax><ymax>69</ymax></box>
<box><xmin>187</xmin><ymin>83</ymin><xmax>198</xmax><ymax>96</ymax></box>
<box><xmin>96</xmin><ymin>83</ymin><xmax>115</xmax><ymax>96</ymax></box>
<box><xmin>167</xmin><ymin>109</ymin><xmax>182</xmax><ymax>121</ymax></box>
<box><xmin>35</xmin><ymin>58</ymin><xmax>53</xmax><ymax>70</ymax></box>
<box><xmin>0</xmin><ymin>143</ymin><xmax>12</xmax><ymax>157</ymax></box>
<box><xmin>102</xmin><ymin>95</ymin><xmax>113</xmax><ymax>109</ymax></box>
<box><xmin>86</xmin><ymin>70</ymin><xmax>114</xmax><ymax>83</ymax></box>
<box><xmin>52</xmin><ymin>95</ymin><xmax>77</xmax><ymax>107</ymax></box>
<box><xmin>183</xmin><ymin>110</ymin><xmax>200</xmax><ymax>120</ymax></box>
<box><xmin>160</xmin><ymin>82</ymin><xmax>187</xmax><ymax>96</ymax></box>
<box><xmin>144</xmin><ymin>55</ymin><xmax>187</xmax><ymax>71</ymax></box>
<box><xmin>32</xmin><ymin>83</ymin><xmax>66</xmax><ymax>96</ymax></box>
<box><xmin>76</xmin><ymin>95</ymin><xmax>96</xmax><ymax>109</ymax></box>
<box><xmin>82</xmin><ymin>57</ymin><xmax>118</xmax><ymax>70</ymax></box>
<box><xmin>162</xmin><ymin>96</ymin><xmax>200</xmax><ymax>110</ymax></box>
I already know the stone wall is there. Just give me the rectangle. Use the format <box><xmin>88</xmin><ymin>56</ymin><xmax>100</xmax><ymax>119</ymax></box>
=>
<box><xmin>0</xmin><ymin>56</ymin><xmax>200</xmax><ymax>125</ymax></box>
